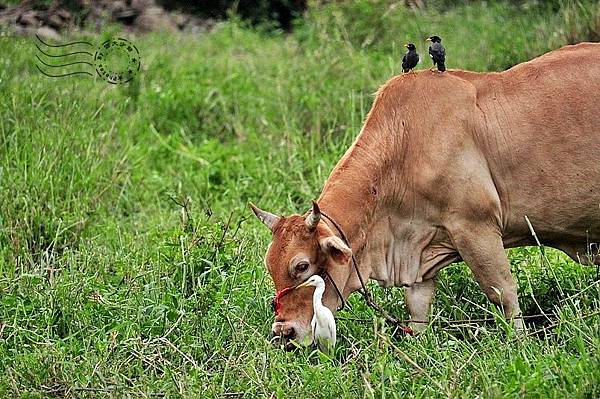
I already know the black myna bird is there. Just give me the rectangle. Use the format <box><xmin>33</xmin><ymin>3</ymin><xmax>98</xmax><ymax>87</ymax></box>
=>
<box><xmin>402</xmin><ymin>43</ymin><xmax>419</xmax><ymax>73</ymax></box>
<box><xmin>426</xmin><ymin>35</ymin><xmax>446</xmax><ymax>72</ymax></box>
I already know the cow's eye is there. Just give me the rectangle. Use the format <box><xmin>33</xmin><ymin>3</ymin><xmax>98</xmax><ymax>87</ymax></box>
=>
<box><xmin>296</xmin><ymin>261</ymin><xmax>309</xmax><ymax>273</ymax></box>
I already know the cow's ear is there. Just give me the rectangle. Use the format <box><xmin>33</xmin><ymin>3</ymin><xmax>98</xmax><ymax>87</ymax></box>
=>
<box><xmin>319</xmin><ymin>235</ymin><xmax>352</xmax><ymax>265</ymax></box>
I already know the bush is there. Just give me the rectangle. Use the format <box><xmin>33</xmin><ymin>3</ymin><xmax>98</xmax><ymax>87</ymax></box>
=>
<box><xmin>158</xmin><ymin>0</ymin><xmax>307</xmax><ymax>30</ymax></box>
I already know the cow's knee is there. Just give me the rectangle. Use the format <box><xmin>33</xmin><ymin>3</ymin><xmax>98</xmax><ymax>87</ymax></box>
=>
<box><xmin>449</xmin><ymin>226</ymin><xmax>524</xmax><ymax>329</ymax></box>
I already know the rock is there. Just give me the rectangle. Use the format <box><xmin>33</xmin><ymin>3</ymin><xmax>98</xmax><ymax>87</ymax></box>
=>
<box><xmin>56</xmin><ymin>9</ymin><xmax>72</xmax><ymax>21</ymax></box>
<box><xmin>109</xmin><ymin>1</ymin><xmax>126</xmax><ymax>14</ymax></box>
<box><xmin>405</xmin><ymin>0</ymin><xmax>425</xmax><ymax>10</ymax></box>
<box><xmin>172</xmin><ymin>12</ymin><xmax>188</xmax><ymax>30</ymax></box>
<box><xmin>3</xmin><ymin>0</ymin><xmax>211</xmax><ymax>36</ymax></box>
<box><xmin>108</xmin><ymin>0</ymin><xmax>139</xmax><ymax>26</ymax></box>
<box><xmin>46</xmin><ymin>13</ymin><xmax>64</xmax><ymax>29</ymax></box>
<box><xmin>131</xmin><ymin>0</ymin><xmax>153</xmax><ymax>12</ymax></box>
<box><xmin>14</xmin><ymin>25</ymin><xmax>35</xmax><ymax>37</ymax></box>
<box><xmin>136</xmin><ymin>6</ymin><xmax>176</xmax><ymax>32</ymax></box>
<box><xmin>36</xmin><ymin>26</ymin><xmax>61</xmax><ymax>41</ymax></box>
<box><xmin>17</xmin><ymin>10</ymin><xmax>40</xmax><ymax>27</ymax></box>
<box><xmin>113</xmin><ymin>8</ymin><xmax>138</xmax><ymax>25</ymax></box>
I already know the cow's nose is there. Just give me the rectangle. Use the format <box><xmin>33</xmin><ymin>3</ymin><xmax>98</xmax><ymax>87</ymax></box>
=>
<box><xmin>271</xmin><ymin>324</ymin><xmax>295</xmax><ymax>340</ymax></box>
<box><xmin>282</xmin><ymin>326</ymin><xmax>295</xmax><ymax>339</ymax></box>
<box><xmin>271</xmin><ymin>321</ymin><xmax>306</xmax><ymax>351</ymax></box>
<box><xmin>271</xmin><ymin>329</ymin><xmax>300</xmax><ymax>352</ymax></box>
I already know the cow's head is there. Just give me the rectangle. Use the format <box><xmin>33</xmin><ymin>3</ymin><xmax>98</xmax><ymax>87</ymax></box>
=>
<box><xmin>250</xmin><ymin>201</ymin><xmax>352</xmax><ymax>348</ymax></box>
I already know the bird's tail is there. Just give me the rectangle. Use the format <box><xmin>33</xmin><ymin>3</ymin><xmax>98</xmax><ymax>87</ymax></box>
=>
<box><xmin>438</xmin><ymin>62</ymin><xmax>446</xmax><ymax>72</ymax></box>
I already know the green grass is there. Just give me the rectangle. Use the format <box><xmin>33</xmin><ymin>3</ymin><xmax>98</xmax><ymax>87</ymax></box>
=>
<box><xmin>1</xmin><ymin>1</ymin><xmax>599</xmax><ymax>397</ymax></box>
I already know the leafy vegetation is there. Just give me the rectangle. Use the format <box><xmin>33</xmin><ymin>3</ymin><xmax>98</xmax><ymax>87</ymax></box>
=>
<box><xmin>1</xmin><ymin>1</ymin><xmax>599</xmax><ymax>397</ymax></box>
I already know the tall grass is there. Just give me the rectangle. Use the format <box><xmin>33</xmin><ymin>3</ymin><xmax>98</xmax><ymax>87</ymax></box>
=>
<box><xmin>559</xmin><ymin>0</ymin><xmax>600</xmax><ymax>43</ymax></box>
<box><xmin>0</xmin><ymin>1</ymin><xmax>599</xmax><ymax>397</ymax></box>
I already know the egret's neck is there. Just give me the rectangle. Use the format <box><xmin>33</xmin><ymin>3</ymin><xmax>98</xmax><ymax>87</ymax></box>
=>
<box><xmin>312</xmin><ymin>285</ymin><xmax>325</xmax><ymax>309</ymax></box>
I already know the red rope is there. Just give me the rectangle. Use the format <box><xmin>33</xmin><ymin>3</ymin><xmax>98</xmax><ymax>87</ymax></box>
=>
<box><xmin>273</xmin><ymin>286</ymin><xmax>294</xmax><ymax>316</ymax></box>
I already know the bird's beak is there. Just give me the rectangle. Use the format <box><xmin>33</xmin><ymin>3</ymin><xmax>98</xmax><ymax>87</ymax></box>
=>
<box><xmin>295</xmin><ymin>281</ymin><xmax>310</xmax><ymax>290</ymax></box>
<box><xmin>426</xmin><ymin>37</ymin><xmax>432</xmax><ymax>42</ymax></box>
<box><xmin>404</xmin><ymin>43</ymin><xmax>409</xmax><ymax>48</ymax></box>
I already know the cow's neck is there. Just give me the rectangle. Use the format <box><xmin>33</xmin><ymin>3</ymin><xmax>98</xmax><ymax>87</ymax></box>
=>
<box><xmin>317</xmin><ymin>127</ymin><xmax>407</xmax><ymax>293</ymax></box>
<box><xmin>318</xmin><ymin>139</ymin><xmax>385</xmax><ymax>246</ymax></box>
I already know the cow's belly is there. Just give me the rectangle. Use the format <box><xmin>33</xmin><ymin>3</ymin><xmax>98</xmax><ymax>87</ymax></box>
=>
<box><xmin>479</xmin><ymin>56</ymin><xmax>600</xmax><ymax>247</ymax></box>
<box><xmin>497</xmin><ymin>132</ymin><xmax>600</xmax><ymax>249</ymax></box>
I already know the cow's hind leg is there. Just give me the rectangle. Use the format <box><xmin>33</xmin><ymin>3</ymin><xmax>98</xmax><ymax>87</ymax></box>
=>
<box><xmin>557</xmin><ymin>242</ymin><xmax>600</xmax><ymax>266</ymax></box>
<box><xmin>451</xmin><ymin>226</ymin><xmax>524</xmax><ymax>332</ymax></box>
<box><xmin>406</xmin><ymin>278</ymin><xmax>436</xmax><ymax>333</ymax></box>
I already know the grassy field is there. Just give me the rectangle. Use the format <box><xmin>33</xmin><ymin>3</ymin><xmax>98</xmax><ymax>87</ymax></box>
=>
<box><xmin>1</xmin><ymin>1</ymin><xmax>599</xmax><ymax>397</ymax></box>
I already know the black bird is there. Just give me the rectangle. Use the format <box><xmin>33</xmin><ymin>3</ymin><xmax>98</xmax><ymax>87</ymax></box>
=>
<box><xmin>402</xmin><ymin>43</ymin><xmax>419</xmax><ymax>73</ymax></box>
<box><xmin>427</xmin><ymin>35</ymin><xmax>446</xmax><ymax>72</ymax></box>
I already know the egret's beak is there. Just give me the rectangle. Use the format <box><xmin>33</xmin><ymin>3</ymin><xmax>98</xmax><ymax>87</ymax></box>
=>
<box><xmin>295</xmin><ymin>281</ymin><xmax>311</xmax><ymax>289</ymax></box>
<box><xmin>426</xmin><ymin>37</ymin><xmax>432</xmax><ymax>42</ymax></box>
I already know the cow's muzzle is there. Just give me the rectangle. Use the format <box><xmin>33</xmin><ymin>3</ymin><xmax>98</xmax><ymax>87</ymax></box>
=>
<box><xmin>271</xmin><ymin>321</ymin><xmax>309</xmax><ymax>350</ymax></box>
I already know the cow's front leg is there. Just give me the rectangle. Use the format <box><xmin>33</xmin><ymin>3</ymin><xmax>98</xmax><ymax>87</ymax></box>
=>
<box><xmin>405</xmin><ymin>278</ymin><xmax>436</xmax><ymax>333</ymax></box>
<box><xmin>451</xmin><ymin>226</ymin><xmax>524</xmax><ymax>332</ymax></box>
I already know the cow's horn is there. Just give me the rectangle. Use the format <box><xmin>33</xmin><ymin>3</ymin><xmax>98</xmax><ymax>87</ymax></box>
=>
<box><xmin>249</xmin><ymin>203</ymin><xmax>280</xmax><ymax>231</ymax></box>
<box><xmin>306</xmin><ymin>200</ymin><xmax>321</xmax><ymax>230</ymax></box>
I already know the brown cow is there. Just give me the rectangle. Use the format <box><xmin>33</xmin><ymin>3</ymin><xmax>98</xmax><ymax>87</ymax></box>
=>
<box><xmin>251</xmin><ymin>43</ymin><xmax>600</xmax><ymax>346</ymax></box>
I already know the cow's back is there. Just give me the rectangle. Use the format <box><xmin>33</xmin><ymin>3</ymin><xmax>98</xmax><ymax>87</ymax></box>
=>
<box><xmin>453</xmin><ymin>43</ymin><xmax>600</xmax><ymax>243</ymax></box>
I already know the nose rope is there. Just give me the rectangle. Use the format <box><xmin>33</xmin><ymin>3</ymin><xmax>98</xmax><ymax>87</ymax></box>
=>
<box><xmin>322</xmin><ymin>269</ymin><xmax>346</xmax><ymax>311</ymax></box>
<box><xmin>271</xmin><ymin>207</ymin><xmax>412</xmax><ymax>335</ymax></box>
<box><xmin>318</xmin><ymin>210</ymin><xmax>414</xmax><ymax>336</ymax></box>
<box><xmin>273</xmin><ymin>286</ymin><xmax>294</xmax><ymax>316</ymax></box>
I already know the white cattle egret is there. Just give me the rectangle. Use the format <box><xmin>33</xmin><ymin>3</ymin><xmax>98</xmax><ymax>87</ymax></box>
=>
<box><xmin>296</xmin><ymin>275</ymin><xmax>336</xmax><ymax>353</ymax></box>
